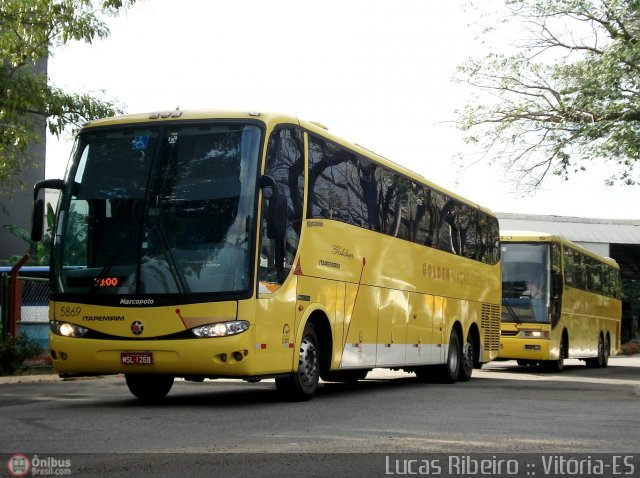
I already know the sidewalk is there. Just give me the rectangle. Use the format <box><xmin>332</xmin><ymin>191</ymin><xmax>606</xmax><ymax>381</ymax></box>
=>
<box><xmin>0</xmin><ymin>373</ymin><xmax>61</xmax><ymax>384</ymax></box>
<box><xmin>0</xmin><ymin>370</ymin><xmax>109</xmax><ymax>384</ymax></box>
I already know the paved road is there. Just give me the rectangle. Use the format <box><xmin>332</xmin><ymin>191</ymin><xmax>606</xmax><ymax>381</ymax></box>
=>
<box><xmin>1</xmin><ymin>357</ymin><xmax>639</xmax><ymax>477</ymax></box>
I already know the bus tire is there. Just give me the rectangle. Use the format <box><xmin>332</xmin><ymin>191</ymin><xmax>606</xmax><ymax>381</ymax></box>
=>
<box><xmin>458</xmin><ymin>333</ymin><xmax>474</xmax><ymax>382</ymax></box>
<box><xmin>276</xmin><ymin>322</ymin><xmax>320</xmax><ymax>401</ymax></box>
<box><xmin>544</xmin><ymin>336</ymin><xmax>566</xmax><ymax>373</ymax></box>
<box><xmin>586</xmin><ymin>335</ymin><xmax>605</xmax><ymax>368</ymax></box>
<box><xmin>125</xmin><ymin>374</ymin><xmax>174</xmax><ymax>402</ymax></box>
<box><xmin>602</xmin><ymin>336</ymin><xmax>610</xmax><ymax>368</ymax></box>
<box><xmin>433</xmin><ymin>329</ymin><xmax>461</xmax><ymax>384</ymax></box>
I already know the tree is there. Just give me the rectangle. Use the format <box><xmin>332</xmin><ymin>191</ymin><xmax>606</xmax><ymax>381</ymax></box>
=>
<box><xmin>0</xmin><ymin>0</ymin><xmax>135</xmax><ymax>205</ymax></box>
<box><xmin>455</xmin><ymin>0</ymin><xmax>640</xmax><ymax>191</ymax></box>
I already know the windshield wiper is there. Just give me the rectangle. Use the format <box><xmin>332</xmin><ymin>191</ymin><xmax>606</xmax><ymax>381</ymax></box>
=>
<box><xmin>502</xmin><ymin>300</ymin><xmax>522</xmax><ymax>324</ymax></box>
<box><xmin>150</xmin><ymin>221</ymin><xmax>192</xmax><ymax>299</ymax></box>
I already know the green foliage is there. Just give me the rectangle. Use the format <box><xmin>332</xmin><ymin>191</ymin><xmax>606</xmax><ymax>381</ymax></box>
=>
<box><xmin>0</xmin><ymin>334</ymin><xmax>44</xmax><ymax>375</ymax></box>
<box><xmin>2</xmin><ymin>202</ymin><xmax>55</xmax><ymax>265</ymax></box>
<box><xmin>456</xmin><ymin>0</ymin><xmax>640</xmax><ymax>191</ymax></box>
<box><xmin>0</xmin><ymin>0</ymin><xmax>135</xmax><ymax>206</ymax></box>
<box><xmin>623</xmin><ymin>279</ymin><xmax>640</xmax><ymax>314</ymax></box>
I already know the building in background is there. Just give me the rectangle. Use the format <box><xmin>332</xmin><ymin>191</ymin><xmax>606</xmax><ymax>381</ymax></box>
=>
<box><xmin>498</xmin><ymin>212</ymin><xmax>640</xmax><ymax>342</ymax></box>
<box><xmin>0</xmin><ymin>59</ymin><xmax>47</xmax><ymax>263</ymax></box>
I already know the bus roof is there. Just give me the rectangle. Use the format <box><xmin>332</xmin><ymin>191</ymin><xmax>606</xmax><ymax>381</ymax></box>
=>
<box><xmin>82</xmin><ymin>109</ymin><xmax>497</xmax><ymax>219</ymax></box>
<box><xmin>500</xmin><ymin>230</ymin><xmax>620</xmax><ymax>268</ymax></box>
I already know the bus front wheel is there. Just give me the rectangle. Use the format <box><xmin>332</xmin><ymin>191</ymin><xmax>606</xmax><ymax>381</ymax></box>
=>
<box><xmin>544</xmin><ymin>336</ymin><xmax>565</xmax><ymax>373</ymax></box>
<box><xmin>276</xmin><ymin>322</ymin><xmax>320</xmax><ymax>401</ymax></box>
<box><xmin>125</xmin><ymin>374</ymin><xmax>174</xmax><ymax>402</ymax></box>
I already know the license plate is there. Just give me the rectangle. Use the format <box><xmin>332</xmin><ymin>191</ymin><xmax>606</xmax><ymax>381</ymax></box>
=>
<box><xmin>121</xmin><ymin>352</ymin><xmax>153</xmax><ymax>365</ymax></box>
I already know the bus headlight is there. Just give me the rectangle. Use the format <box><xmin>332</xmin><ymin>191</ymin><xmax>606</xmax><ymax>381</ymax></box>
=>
<box><xmin>521</xmin><ymin>329</ymin><xmax>549</xmax><ymax>339</ymax></box>
<box><xmin>51</xmin><ymin>321</ymin><xmax>89</xmax><ymax>337</ymax></box>
<box><xmin>192</xmin><ymin>320</ymin><xmax>249</xmax><ymax>338</ymax></box>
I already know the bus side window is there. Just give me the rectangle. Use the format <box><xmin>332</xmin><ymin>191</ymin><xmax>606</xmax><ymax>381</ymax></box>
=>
<box><xmin>458</xmin><ymin>206</ymin><xmax>478</xmax><ymax>260</ymax></box>
<box><xmin>564</xmin><ymin>247</ymin><xmax>575</xmax><ymax>286</ymax></box>
<box><xmin>477</xmin><ymin>212</ymin><xmax>499</xmax><ymax>264</ymax></box>
<box><xmin>259</xmin><ymin>127</ymin><xmax>304</xmax><ymax>291</ymax></box>
<box><xmin>409</xmin><ymin>183</ymin><xmax>428</xmax><ymax>244</ymax></box>
<box><xmin>438</xmin><ymin>198</ymin><xmax>459</xmax><ymax>254</ymax></box>
<box><xmin>308</xmin><ymin>135</ymin><xmax>351</xmax><ymax>223</ymax></box>
<box><xmin>348</xmin><ymin>156</ymin><xmax>374</xmax><ymax>229</ymax></box>
<box><xmin>375</xmin><ymin>167</ymin><xmax>409</xmax><ymax>239</ymax></box>
<box><xmin>551</xmin><ymin>243</ymin><xmax>563</xmax><ymax>297</ymax></box>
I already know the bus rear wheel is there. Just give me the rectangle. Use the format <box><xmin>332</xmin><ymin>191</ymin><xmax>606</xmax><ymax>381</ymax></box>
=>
<box><xmin>458</xmin><ymin>333</ymin><xmax>474</xmax><ymax>382</ymax></box>
<box><xmin>125</xmin><ymin>374</ymin><xmax>174</xmax><ymax>402</ymax></box>
<box><xmin>276</xmin><ymin>322</ymin><xmax>320</xmax><ymax>401</ymax></box>
<box><xmin>426</xmin><ymin>329</ymin><xmax>461</xmax><ymax>384</ymax></box>
<box><xmin>586</xmin><ymin>335</ymin><xmax>606</xmax><ymax>368</ymax></box>
<box><xmin>602</xmin><ymin>336</ymin><xmax>610</xmax><ymax>368</ymax></box>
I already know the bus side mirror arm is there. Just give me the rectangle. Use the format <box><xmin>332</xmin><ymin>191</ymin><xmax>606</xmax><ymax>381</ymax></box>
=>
<box><xmin>31</xmin><ymin>179</ymin><xmax>65</xmax><ymax>242</ymax></box>
<box><xmin>259</xmin><ymin>175</ymin><xmax>287</xmax><ymax>241</ymax></box>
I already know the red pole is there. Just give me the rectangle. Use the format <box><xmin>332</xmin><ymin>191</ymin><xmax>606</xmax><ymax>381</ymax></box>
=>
<box><xmin>9</xmin><ymin>253</ymin><xmax>30</xmax><ymax>337</ymax></box>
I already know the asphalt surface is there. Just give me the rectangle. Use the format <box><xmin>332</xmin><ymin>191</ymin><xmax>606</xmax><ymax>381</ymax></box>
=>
<box><xmin>1</xmin><ymin>356</ymin><xmax>639</xmax><ymax>477</ymax></box>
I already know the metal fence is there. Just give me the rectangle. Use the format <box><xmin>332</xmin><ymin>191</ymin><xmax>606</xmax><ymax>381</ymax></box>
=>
<box><xmin>0</xmin><ymin>266</ymin><xmax>50</xmax><ymax>350</ymax></box>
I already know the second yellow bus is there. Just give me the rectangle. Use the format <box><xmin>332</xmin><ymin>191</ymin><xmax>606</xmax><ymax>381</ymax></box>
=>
<box><xmin>499</xmin><ymin>231</ymin><xmax>622</xmax><ymax>371</ymax></box>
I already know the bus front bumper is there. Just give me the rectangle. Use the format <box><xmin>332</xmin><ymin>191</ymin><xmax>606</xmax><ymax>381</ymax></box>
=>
<box><xmin>49</xmin><ymin>334</ymin><xmax>256</xmax><ymax>377</ymax></box>
<box><xmin>499</xmin><ymin>337</ymin><xmax>551</xmax><ymax>361</ymax></box>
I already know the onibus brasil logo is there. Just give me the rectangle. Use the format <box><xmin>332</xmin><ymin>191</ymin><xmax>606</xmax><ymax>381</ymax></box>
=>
<box><xmin>7</xmin><ymin>454</ymin><xmax>72</xmax><ymax>476</ymax></box>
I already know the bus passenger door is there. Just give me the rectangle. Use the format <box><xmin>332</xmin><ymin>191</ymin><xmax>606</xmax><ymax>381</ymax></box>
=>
<box><xmin>255</xmin><ymin>279</ymin><xmax>298</xmax><ymax>374</ymax></box>
<box><xmin>254</xmin><ymin>126</ymin><xmax>305</xmax><ymax>374</ymax></box>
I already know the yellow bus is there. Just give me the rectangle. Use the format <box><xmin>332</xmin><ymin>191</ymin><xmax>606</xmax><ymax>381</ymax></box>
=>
<box><xmin>32</xmin><ymin>110</ymin><xmax>501</xmax><ymax>401</ymax></box>
<box><xmin>499</xmin><ymin>231</ymin><xmax>622</xmax><ymax>371</ymax></box>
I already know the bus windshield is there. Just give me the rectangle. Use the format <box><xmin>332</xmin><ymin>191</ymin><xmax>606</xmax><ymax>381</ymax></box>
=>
<box><xmin>500</xmin><ymin>242</ymin><xmax>550</xmax><ymax>323</ymax></box>
<box><xmin>54</xmin><ymin>123</ymin><xmax>262</xmax><ymax>297</ymax></box>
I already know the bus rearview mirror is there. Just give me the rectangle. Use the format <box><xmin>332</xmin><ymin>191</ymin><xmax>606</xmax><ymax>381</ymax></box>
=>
<box><xmin>551</xmin><ymin>270</ymin><xmax>563</xmax><ymax>298</ymax></box>
<box><xmin>267</xmin><ymin>195</ymin><xmax>287</xmax><ymax>240</ymax></box>
<box><xmin>31</xmin><ymin>178</ymin><xmax>65</xmax><ymax>242</ymax></box>
<box><xmin>260</xmin><ymin>175</ymin><xmax>287</xmax><ymax>240</ymax></box>
<box><xmin>31</xmin><ymin>198</ymin><xmax>45</xmax><ymax>242</ymax></box>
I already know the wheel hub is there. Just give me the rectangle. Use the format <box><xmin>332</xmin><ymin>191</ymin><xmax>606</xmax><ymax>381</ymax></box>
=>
<box><xmin>298</xmin><ymin>337</ymin><xmax>318</xmax><ymax>386</ymax></box>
